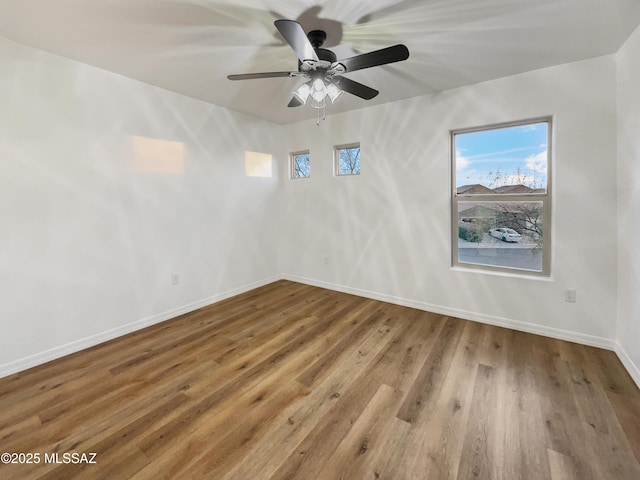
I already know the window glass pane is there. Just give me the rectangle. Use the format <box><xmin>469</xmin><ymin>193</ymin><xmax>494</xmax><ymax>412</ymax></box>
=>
<box><xmin>337</xmin><ymin>146</ymin><xmax>360</xmax><ymax>175</ymax></box>
<box><xmin>455</xmin><ymin>122</ymin><xmax>548</xmax><ymax>194</ymax></box>
<box><xmin>457</xmin><ymin>200</ymin><xmax>543</xmax><ymax>272</ymax></box>
<box><xmin>292</xmin><ymin>152</ymin><xmax>310</xmax><ymax>178</ymax></box>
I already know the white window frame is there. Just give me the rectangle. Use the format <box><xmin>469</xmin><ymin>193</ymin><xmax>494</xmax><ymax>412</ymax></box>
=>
<box><xmin>290</xmin><ymin>150</ymin><xmax>310</xmax><ymax>179</ymax></box>
<box><xmin>334</xmin><ymin>143</ymin><xmax>361</xmax><ymax>176</ymax></box>
<box><xmin>451</xmin><ymin>117</ymin><xmax>552</xmax><ymax>276</ymax></box>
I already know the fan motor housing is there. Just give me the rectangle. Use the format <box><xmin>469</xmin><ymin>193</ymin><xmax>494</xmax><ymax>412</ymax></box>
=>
<box><xmin>297</xmin><ymin>47</ymin><xmax>337</xmax><ymax>72</ymax></box>
<box><xmin>315</xmin><ymin>48</ymin><xmax>337</xmax><ymax>63</ymax></box>
<box><xmin>306</xmin><ymin>29</ymin><xmax>337</xmax><ymax>63</ymax></box>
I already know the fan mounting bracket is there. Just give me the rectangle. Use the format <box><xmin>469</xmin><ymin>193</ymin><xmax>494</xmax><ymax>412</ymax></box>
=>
<box><xmin>307</xmin><ymin>30</ymin><xmax>327</xmax><ymax>48</ymax></box>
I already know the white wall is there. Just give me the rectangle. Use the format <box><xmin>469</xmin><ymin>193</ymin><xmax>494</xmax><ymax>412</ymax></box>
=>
<box><xmin>617</xmin><ymin>25</ymin><xmax>640</xmax><ymax>386</ymax></box>
<box><xmin>0</xmin><ymin>37</ymin><xmax>282</xmax><ymax>376</ymax></box>
<box><xmin>0</xmin><ymin>33</ymin><xmax>631</xmax><ymax>382</ymax></box>
<box><xmin>280</xmin><ymin>55</ymin><xmax>619</xmax><ymax>349</ymax></box>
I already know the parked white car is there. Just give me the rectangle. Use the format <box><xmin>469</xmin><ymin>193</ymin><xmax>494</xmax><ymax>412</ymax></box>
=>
<box><xmin>489</xmin><ymin>227</ymin><xmax>522</xmax><ymax>242</ymax></box>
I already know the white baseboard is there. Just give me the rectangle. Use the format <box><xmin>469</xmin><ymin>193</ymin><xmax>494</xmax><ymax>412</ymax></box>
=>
<box><xmin>5</xmin><ymin>274</ymin><xmax>635</xmax><ymax>389</ymax></box>
<box><xmin>0</xmin><ymin>276</ymin><xmax>279</xmax><ymax>379</ymax></box>
<box><xmin>615</xmin><ymin>342</ymin><xmax>640</xmax><ymax>389</ymax></box>
<box><xmin>286</xmin><ymin>275</ymin><xmax>640</xmax><ymax>388</ymax></box>
<box><xmin>282</xmin><ymin>274</ymin><xmax>617</xmax><ymax>351</ymax></box>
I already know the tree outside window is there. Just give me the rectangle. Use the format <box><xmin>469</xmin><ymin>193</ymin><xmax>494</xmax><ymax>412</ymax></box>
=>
<box><xmin>291</xmin><ymin>151</ymin><xmax>310</xmax><ymax>179</ymax></box>
<box><xmin>335</xmin><ymin>144</ymin><xmax>360</xmax><ymax>176</ymax></box>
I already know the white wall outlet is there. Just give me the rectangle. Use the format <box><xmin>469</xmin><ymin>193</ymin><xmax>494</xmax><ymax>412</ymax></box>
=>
<box><xmin>324</xmin><ymin>256</ymin><xmax>330</xmax><ymax>265</ymax></box>
<box><xmin>171</xmin><ymin>273</ymin><xmax>180</xmax><ymax>285</ymax></box>
<box><xmin>564</xmin><ymin>288</ymin><xmax>576</xmax><ymax>303</ymax></box>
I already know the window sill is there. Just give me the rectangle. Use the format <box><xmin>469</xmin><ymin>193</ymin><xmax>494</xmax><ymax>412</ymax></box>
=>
<box><xmin>450</xmin><ymin>265</ymin><xmax>553</xmax><ymax>282</ymax></box>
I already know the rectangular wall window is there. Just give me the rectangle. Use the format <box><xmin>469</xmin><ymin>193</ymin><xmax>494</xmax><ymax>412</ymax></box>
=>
<box><xmin>452</xmin><ymin>118</ymin><xmax>552</xmax><ymax>275</ymax></box>
<box><xmin>290</xmin><ymin>150</ymin><xmax>310</xmax><ymax>179</ymax></box>
<box><xmin>335</xmin><ymin>143</ymin><xmax>360</xmax><ymax>176</ymax></box>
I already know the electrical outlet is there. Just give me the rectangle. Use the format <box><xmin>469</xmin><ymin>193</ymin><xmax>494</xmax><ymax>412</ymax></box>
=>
<box><xmin>171</xmin><ymin>273</ymin><xmax>180</xmax><ymax>286</ymax></box>
<box><xmin>564</xmin><ymin>288</ymin><xmax>576</xmax><ymax>303</ymax></box>
<box><xmin>324</xmin><ymin>256</ymin><xmax>329</xmax><ymax>265</ymax></box>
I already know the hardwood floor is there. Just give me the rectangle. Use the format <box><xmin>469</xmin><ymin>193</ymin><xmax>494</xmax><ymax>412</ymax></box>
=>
<box><xmin>1</xmin><ymin>280</ymin><xmax>639</xmax><ymax>479</ymax></box>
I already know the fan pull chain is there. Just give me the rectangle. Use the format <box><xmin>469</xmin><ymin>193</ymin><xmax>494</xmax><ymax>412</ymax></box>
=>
<box><xmin>316</xmin><ymin>105</ymin><xmax>327</xmax><ymax>126</ymax></box>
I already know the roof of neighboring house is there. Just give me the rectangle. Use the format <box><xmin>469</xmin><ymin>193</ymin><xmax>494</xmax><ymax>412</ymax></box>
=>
<box><xmin>493</xmin><ymin>184</ymin><xmax>535</xmax><ymax>193</ymax></box>
<box><xmin>457</xmin><ymin>184</ymin><xmax>546</xmax><ymax>195</ymax></box>
<box><xmin>456</xmin><ymin>184</ymin><xmax>496</xmax><ymax>195</ymax></box>
<box><xmin>459</xmin><ymin>205</ymin><xmax>499</xmax><ymax>217</ymax></box>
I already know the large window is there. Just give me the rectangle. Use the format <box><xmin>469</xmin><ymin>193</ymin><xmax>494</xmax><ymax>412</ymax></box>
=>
<box><xmin>335</xmin><ymin>143</ymin><xmax>360</xmax><ymax>176</ymax></box>
<box><xmin>452</xmin><ymin>118</ymin><xmax>552</xmax><ymax>275</ymax></box>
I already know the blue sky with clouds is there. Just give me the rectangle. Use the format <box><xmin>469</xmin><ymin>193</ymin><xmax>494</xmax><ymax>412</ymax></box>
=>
<box><xmin>455</xmin><ymin>122</ymin><xmax>548</xmax><ymax>190</ymax></box>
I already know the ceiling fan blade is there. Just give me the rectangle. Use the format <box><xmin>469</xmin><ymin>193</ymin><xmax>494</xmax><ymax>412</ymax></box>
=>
<box><xmin>334</xmin><ymin>76</ymin><xmax>379</xmax><ymax>100</ymax></box>
<box><xmin>338</xmin><ymin>44</ymin><xmax>409</xmax><ymax>73</ymax></box>
<box><xmin>227</xmin><ymin>71</ymin><xmax>297</xmax><ymax>80</ymax></box>
<box><xmin>274</xmin><ymin>19</ymin><xmax>319</xmax><ymax>63</ymax></box>
<box><xmin>288</xmin><ymin>97</ymin><xmax>303</xmax><ymax>107</ymax></box>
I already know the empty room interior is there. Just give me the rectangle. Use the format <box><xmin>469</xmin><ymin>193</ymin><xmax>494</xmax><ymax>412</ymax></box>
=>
<box><xmin>1</xmin><ymin>0</ymin><xmax>640</xmax><ymax>478</ymax></box>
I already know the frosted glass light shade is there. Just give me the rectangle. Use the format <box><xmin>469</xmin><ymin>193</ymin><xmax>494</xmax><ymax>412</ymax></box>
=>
<box><xmin>327</xmin><ymin>83</ymin><xmax>343</xmax><ymax>103</ymax></box>
<box><xmin>293</xmin><ymin>83</ymin><xmax>311</xmax><ymax>104</ymax></box>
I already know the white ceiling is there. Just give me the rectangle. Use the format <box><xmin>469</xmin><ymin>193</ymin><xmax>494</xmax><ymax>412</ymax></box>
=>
<box><xmin>1</xmin><ymin>0</ymin><xmax>639</xmax><ymax>124</ymax></box>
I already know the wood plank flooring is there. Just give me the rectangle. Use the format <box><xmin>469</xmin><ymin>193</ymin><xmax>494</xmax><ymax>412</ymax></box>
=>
<box><xmin>1</xmin><ymin>280</ymin><xmax>639</xmax><ymax>479</ymax></box>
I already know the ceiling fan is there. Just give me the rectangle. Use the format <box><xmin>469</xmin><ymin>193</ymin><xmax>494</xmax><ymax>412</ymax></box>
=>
<box><xmin>227</xmin><ymin>19</ymin><xmax>409</xmax><ymax>114</ymax></box>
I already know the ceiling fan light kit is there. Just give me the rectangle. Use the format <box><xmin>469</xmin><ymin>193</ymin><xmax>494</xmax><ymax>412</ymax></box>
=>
<box><xmin>293</xmin><ymin>78</ymin><xmax>342</xmax><ymax>108</ymax></box>
<box><xmin>227</xmin><ymin>19</ymin><xmax>410</xmax><ymax>124</ymax></box>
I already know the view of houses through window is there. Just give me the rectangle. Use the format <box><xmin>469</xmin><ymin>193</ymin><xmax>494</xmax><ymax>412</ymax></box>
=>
<box><xmin>452</xmin><ymin>118</ymin><xmax>551</xmax><ymax>274</ymax></box>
